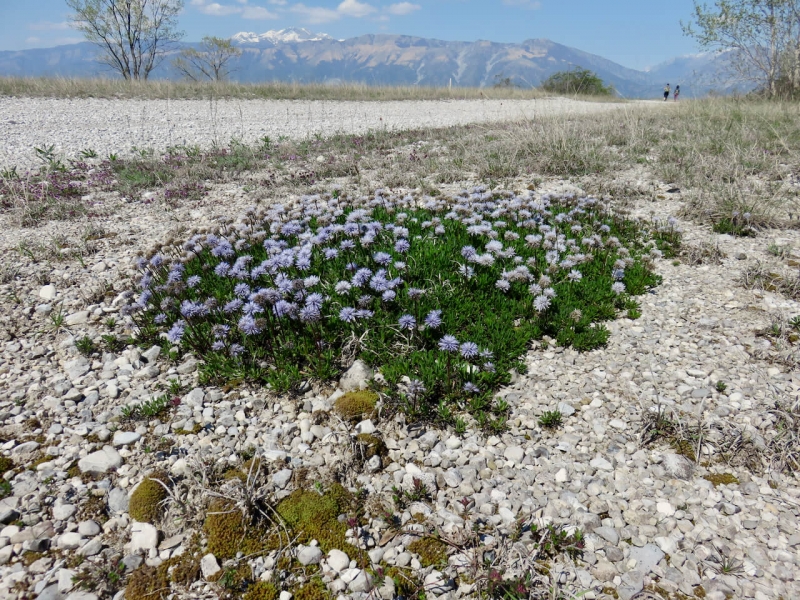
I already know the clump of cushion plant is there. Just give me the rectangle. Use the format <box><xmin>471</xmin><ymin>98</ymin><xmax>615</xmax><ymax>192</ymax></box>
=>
<box><xmin>408</xmin><ymin>537</ymin><xmax>449</xmax><ymax>567</ymax></box>
<box><xmin>128</xmin><ymin>471</ymin><xmax>170</xmax><ymax>523</ymax></box>
<box><xmin>123</xmin><ymin>188</ymin><xmax>676</xmax><ymax>423</ymax></box>
<box><xmin>334</xmin><ymin>390</ymin><xmax>378</xmax><ymax>421</ymax></box>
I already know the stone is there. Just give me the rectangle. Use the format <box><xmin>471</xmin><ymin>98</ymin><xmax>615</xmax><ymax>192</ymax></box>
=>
<box><xmin>629</xmin><ymin>544</ymin><xmax>665</xmax><ymax>574</ymax></box>
<box><xmin>112</xmin><ymin>431</ymin><xmax>141</xmax><ymax>446</ymax></box>
<box><xmin>52</xmin><ymin>501</ymin><xmax>77</xmax><ymax>521</ymax></box>
<box><xmin>348</xmin><ymin>569</ymin><xmax>374</xmax><ymax>593</ymax></box>
<box><xmin>327</xmin><ymin>549</ymin><xmax>350</xmax><ymax>572</ymax></box>
<box><xmin>617</xmin><ymin>570</ymin><xmax>644</xmax><ymax>600</ymax></box>
<box><xmin>663</xmin><ymin>453</ymin><xmax>694</xmax><ymax>480</ymax></box>
<box><xmin>590</xmin><ymin>456</ymin><xmax>614</xmax><ymax>471</ymax></box>
<box><xmin>201</xmin><ymin>553</ymin><xmax>221</xmax><ymax>579</ymax></box>
<box><xmin>78</xmin><ymin>521</ymin><xmax>101</xmax><ymax>537</ymax></box>
<box><xmin>339</xmin><ymin>360</ymin><xmax>373</xmax><ymax>392</ymax></box>
<box><xmin>36</xmin><ymin>585</ymin><xmax>62</xmax><ymax>600</ymax></box>
<box><xmin>65</xmin><ymin>311</ymin><xmax>90</xmax><ymax>326</ymax></box>
<box><xmin>39</xmin><ymin>285</ymin><xmax>57</xmax><ymax>300</ymax></box>
<box><xmin>78</xmin><ymin>446</ymin><xmax>122</xmax><ymax>474</ymax></box>
<box><xmin>355</xmin><ymin>419</ymin><xmax>376</xmax><ymax>435</ymax></box>
<box><xmin>503</xmin><ymin>446</ymin><xmax>524</xmax><ymax>462</ymax></box>
<box><xmin>129</xmin><ymin>522</ymin><xmax>159</xmax><ymax>553</ymax></box>
<box><xmin>65</xmin><ymin>593</ymin><xmax>99</xmax><ymax>600</ymax></box>
<box><xmin>297</xmin><ymin>545</ymin><xmax>323</xmax><ymax>566</ymax></box>
<box><xmin>183</xmin><ymin>388</ymin><xmax>205</xmax><ymax>408</ymax></box>
<box><xmin>556</xmin><ymin>402</ymin><xmax>576</xmax><ymax>417</ymax></box>
<box><xmin>79</xmin><ymin>537</ymin><xmax>103</xmax><ymax>557</ymax></box>
<box><xmin>594</xmin><ymin>527</ymin><xmax>619</xmax><ymax>545</ymax></box>
<box><xmin>58</xmin><ymin>532</ymin><xmax>84</xmax><ymax>550</ymax></box>
<box><xmin>272</xmin><ymin>469</ymin><xmax>293</xmax><ymax>489</ymax></box>
<box><xmin>108</xmin><ymin>488</ymin><xmax>129</xmax><ymax>513</ymax></box>
<box><xmin>657</xmin><ymin>501</ymin><xmax>676</xmax><ymax>517</ymax></box>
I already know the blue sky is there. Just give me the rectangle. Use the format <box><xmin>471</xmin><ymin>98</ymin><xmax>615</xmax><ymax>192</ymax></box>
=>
<box><xmin>0</xmin><ymin>0</ymin><xmax>699</xmax><ymax>70</ymax></box>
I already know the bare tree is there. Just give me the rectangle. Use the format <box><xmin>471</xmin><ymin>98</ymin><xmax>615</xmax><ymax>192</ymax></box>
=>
<box><xmin>682</xmin><ymin>0</ymin><xmax>800</xmax><ymax>96</ymax></box>
<box><xmin>66</xmin><ymin>0</ymin><xmax>184</xmax><ymax>81</ymax></box>
<box><xmin>173</xmin><ymin>36</ymin><xmax>242</xmax><ymax>82</ymax></box>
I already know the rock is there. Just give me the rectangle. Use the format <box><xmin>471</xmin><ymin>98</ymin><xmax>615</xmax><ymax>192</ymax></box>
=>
<box><xmin>78</xmin><ymin>446</ymin><xmax>122</xmax><ymax>474</ymax></box>
<box><xmin>112</xmin><ymin>431</ymin><xmax>141</xmax><ymax>446</ymax></box>
<box><xmin>272</xmin><ymin>469</ymin><xmax>293</xmax><ymax>489</ymax></box>
<box><xmin>590</xmin><ymin>456</ymin><xmax>614</xmax><ymax>471</ymax></box>
<box><xmin>556</xmin><ymin>402</ymin><xmax>576</xmax><ymax>417</ymax></box>
<box><xmin>339</xmin><ymin>360</ymin><xmax>373</xmax><ymax>392</ymax></box>
<box><xmin>617</xmin><ymin>570</ymin><xmax>644</xmax><ymax>600</ymax></box>
<box><xmin>327</xmin><ymin>549</ymin><xmax>350</xmax><ymax>572</ymax></box>
<box><xmin>65</xmin><ymin>593</ymin><xmax>99</xmax><ymax>600</ymax></box>
<box><xmin>36</xmin><ymin>585</ymin><xmax>63</xmax><ymax>600</ymax></box>
<box><xmin>65</xmin><ymin>311</ymin><xmax>90</xmax><ymax>326</ymax></box>
<box><xmin>594</xmin><ymin>527</ymin><xmax>619</xmax><ymax>545</ymax></box>
<box><xmin>79</xmin><ymin>537</ymin><xmax>103</xmax><ymax>557</ymax></box>
<box><xmin>129</xmin><ymin>522</ymin><xmax>159</xmax><ymax>553</ymax></box>
<box><xmin>58</xmin><ymin>532</ymin><xmax>83</xmax><ymax>550</ymax></box>
<box><xmin>39</xmin><ymin>285</ymin><xmax>57</xmax><ymax>300</ymax></box>
<box><xmin>141</xmin><ymin>346</ymin><xmax>161</xmax><ymax>363</ymax></box>
<box><xmin>78</xmin><ymin>521</ymin><xmax>101</xmax><ymax>537</ymax></box>
<box><xmin>663</xmin><ymin>453</ymin><xmax>694</xmax><ymax>480</ymax></box>
<box><xmin>355</xmin><ymin>419</ymin><xmax>376</xmax><ymax>435</ymax></box>
<box><xmin>656</xmin><ymin>501</ymin><xmax>675</xmax><ymax>517</ymax></box>
<box><xmin>629</xmin><ymin>544</ymin><xmax>664</xmax><ymax>574</ymax></box>
<box><xmin>736</xmin><ymin>252</ymin><xmax>747</xmax><ymax>260</ymax></box>
<box><xmin>52</xmin><ymin>501</ymin><xmax>77</xmax><ymax>521</ymax></box>
<box><xmin>170</xmin><ymin>458</ymin><xmax>191</xmax><ymax>478</ymax></box>
<box><xmin>348</xmin><ymin>569</ymin><xmax>374</xmax><ymax>593</ymax></box>
<box><xmin>201</xmin><ymin>553</ymin><xmax>221</xmax><ymax>579</ymax></box>
<box><xmin>108</xmin><ymin>488</ymin><xmax>129</xmax><ymax>513</ymax></box>
<box><xmin>297</xmin><ymin>545</ymin><xmax>323</xmax><ymax>566</ymax></box>
<box><xmin>183</xmin><ymin>388</ymin><xmax>205</xmax><ymax>408</ymax></box>
<box><xmin>503</xmin><ymin>446</ymin><xmax>524</xmax><ymax>462</ymax></box>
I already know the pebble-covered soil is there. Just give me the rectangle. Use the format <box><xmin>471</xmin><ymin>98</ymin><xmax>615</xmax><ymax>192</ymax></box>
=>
<box><xmin>0</xmin><ymin>96</ymin><xmax>650</xmax><ymax>171</ymax></box>
<box><xmin>0</xmin><ymin>121</ymin><xmax>799</xmax><ymax>600</ymax></box>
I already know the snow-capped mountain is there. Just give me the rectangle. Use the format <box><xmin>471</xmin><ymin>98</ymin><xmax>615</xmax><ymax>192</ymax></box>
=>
<box><xmin>230</xmin><ymin>28</ymin><xmax>333</xmax><ymax>46</ymax></box>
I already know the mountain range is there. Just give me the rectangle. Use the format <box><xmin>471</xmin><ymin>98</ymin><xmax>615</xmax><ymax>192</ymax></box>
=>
<box><xmin>0</xmin><ymin>28</ymin><xmax>735</xmax><ymax>98</ymax></box>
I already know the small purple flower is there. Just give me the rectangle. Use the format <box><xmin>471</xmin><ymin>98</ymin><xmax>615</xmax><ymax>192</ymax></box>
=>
<box><xmin>398</xmin><ymin>314</ymin><xmax>416</xmax><ymax>330</ymax></box>
<box><xmin>223</xmin><ymin>299</ymin><xmax>243</xmax><ymax>314</ymax></box>
<box><xmin>229</xmin><ymin>343</ymin><xmax>245</xmax><ymax>357</ymax></box>
<box><xmin>238</xmin><ymin>314</ymin><xmax>262</xmax><ymax>336</ymax></box>
<box><xmin>438</xmin><ymin>335</ymin><xmax>459</xmax><ymax>352</ymax></box>
<box><xmin>323</xmin><ymin>248</ymin><xmax>339</xmax><ymax>260</ymax></box>
<box><xmin>211</xmin><ymin>341</ymin><xmax>225</xmax><ymax>351</ymax></box>
<box><xmin>612</xmin><ymin>282</ymin><xmax>626</xmax><ymax>295</ymax></box>
<box><xmin>460</xmin><ymin>342</ymin><xmax>479</xmax><ymax>359</ymax></box>
<box><xmin>407</xmin><ymin>379</ymin><xmax>426</xmax><ymax>396</ymax></box>
<box><xmin>407</xmin><ymin>287</ymin><xmax>424</xmax><ymax>300</ymax></box>
<box><xmin>305</xmin><ymin>292</ymin><xmax>324</xmax><ymax>310</ymax></box>
<box><xmin>340</xmin><ymin>240</ymin><xmax>356</xmax><ymax>251</ymax></box>
<box><xmin>394</xmin><ymin>239</ymin><xmax>410</xmax><ymax>253</ymax></box>
<box><xmin>339</xmin><ymin>307</ymin><xmax>357</xmax><ymax>323</ymax></box>
<box><xmin>234</xmin><ymin>283</ymin><xmax>251</xmax><ymax>298</ymax></box>
<box><xmin>533</xmin><ymin>295</ymin><xmax>551</xmax><ymax>312</ymax></box>
<box><xmin>214</xmin><ymin>262</ymin><xmax>230</xmax><ymax>277</ymax></box>
<box><xmin>495</xmin><ymin>280</ymin><xmax>511</xmax><ymax>292</ymax></box>
<box><xmin>461</xmin><ymin>245</ymin><xmax>477</xmax><ymax>260</ymax></box>
<box><xmin>463</xmin><ymin>382</ymin><xmax>480</xmax><ymax>394</ymax></box>
<box><xmin>166</xmin><ymin>321</ymin><xmax>185</xmax><ymax>344</ymax></box>
<box><xmin>483</xmin><ymin>362</ymin><xmax>496</xmax><ymax>373</ymax></box>
<box><xmin>187</xmin><ymin>275</ymin><xmax>201</xmax><ymax>288</ymax></box>
<box><xmin>149</xmin><ymin>254</ymin><xmax>164</xmax><ymax>267</ymax></box>
<box><xmin>373</xmin><ymin>251</ymin><xmax>392</xmax><ymax>266</ymax></box>
<box><xmin>335</xmin><ymin>281</ymin><xmax>352</xmax><ymax>294</ymax></box>
<box><xmin>424</xmin><ymin>310</ymin><xmax>443</xmax><ymax>329</ymax></box>
<box><xmin>568</xmin><ymin>270</ymin><xmax>583</xmax><ymax>282</ymax></box>
<box><xmin>153</xmin><ymin>313</ymin><xmax>167</xmax><ymax>324</ymax></box>
<box><xmin>356</xmin><ymin>309</ymin><xmax>374</xmax><ymax>319</ymax></box>
<box><xmin>242</xmin><ymin>301</ymin><xmax>263</xmax><ymax>316</ymax></box>
<box><xmin>299</xmin><ymin>305</ymin><xmax>321</xmax><ymax>323</ymax></box>
<box><xmin>612</xmin><ymin>269</ymin><xmax>625</xmax><ymax>280</ymax></box>
<box><xmin>273</xmin><ymin>300</ymin><xmax>296</xmax><ymax>318</ymax></box>
<box><xmin>382</xmin><ymin>290</ymin><xmax>396</xmax><ymax>302</ymax></box>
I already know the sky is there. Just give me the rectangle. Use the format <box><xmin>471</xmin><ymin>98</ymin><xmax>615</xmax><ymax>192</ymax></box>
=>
<box><xmin>0</xmin><ymin>0</ymin><xmax>701</xmax><ymax>70</ymax></box>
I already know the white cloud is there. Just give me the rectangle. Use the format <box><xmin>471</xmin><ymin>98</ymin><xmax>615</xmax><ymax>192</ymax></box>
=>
<box><xmin>269</xmin><ymin>0</ymin><xmax>288</xmax><ymax>4</ymax></box>
<box><xmin>242</xmin><ymin>6</ymin><xmax>279</xmax><ymax>18</ymax></box>
<box><xmin>28</xmin><ymin>21</ymin><xmax>72</xmax><ymax>31</ymax></box>
<box><xmin>337</xmin><ymin>0</ymin><xmax>376</xmax><ymax>17</ymax></box>
<box><xmin>387</xmin><ymin>2</ymin><xmax>420</xmax><ymax>15</ymax></box>
<box><xmin>502</xmin><ymin>0</ymin><xmax>542</xmax><ymax>8</ymax></box>
<box><xmin>290</xmin><ymin>3</ymin><xmax>341</xmax><ymax>23</ymax></box>
<box><xmin>191</xmin><ymin>1</ymin><xmax>242</xmax><ymax>16</ymax></box>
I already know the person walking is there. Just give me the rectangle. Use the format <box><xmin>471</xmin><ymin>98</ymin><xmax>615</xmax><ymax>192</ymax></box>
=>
<box><xmin>674</xmin><ymin>85</ymin><xmax>680</xmax><ymax>101</ymax></box>
<box><xmin>663</xmin><ymin>83</ymin><xmax>670</xmax><ymax>101</ymax></box>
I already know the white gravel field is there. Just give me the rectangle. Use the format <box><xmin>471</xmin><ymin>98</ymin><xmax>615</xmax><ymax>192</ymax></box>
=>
<box><xmin>0</xmin><ymin>96</ymin><xmax>649</xmax><ymax>170</ymax></box>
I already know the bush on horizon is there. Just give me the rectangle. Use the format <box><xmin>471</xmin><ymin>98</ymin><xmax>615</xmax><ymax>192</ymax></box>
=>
<box><xmin>541</xmin><ymin>68</ymin><xmax>614</xmax><ymax>96</ymax></box>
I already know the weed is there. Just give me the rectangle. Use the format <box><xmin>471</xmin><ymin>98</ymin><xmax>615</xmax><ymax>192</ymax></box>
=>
<box><xmin>538</xmin><ymin>410</ymin><xmax>563</xmax><ymax>429</ymax></box>
<box><xmin>715</xmin><ymin>380</ymin><xmax>727</xmax><ymax>393</ymax></box>
<box><xmin>121</xmin><ymin>393</ymin><xmax>176</xmax><ymax>421</ymax></box>
<box><xmin>75</xmin><ymin>335</ymin><xmax>97</xmax><ymax>356</ymax></box>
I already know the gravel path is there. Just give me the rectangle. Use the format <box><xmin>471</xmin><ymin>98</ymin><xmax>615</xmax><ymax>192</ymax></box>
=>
<box><xmin>0</xmin><ymin>97</ymin><xmax>649</xmax><ymax>171</ymax></box>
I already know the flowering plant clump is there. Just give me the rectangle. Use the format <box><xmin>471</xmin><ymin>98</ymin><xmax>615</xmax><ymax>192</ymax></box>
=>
<box><xmin>123</xmin><ymin>187</ymin><xmax>673</xmax><ymax>420</ymax></box>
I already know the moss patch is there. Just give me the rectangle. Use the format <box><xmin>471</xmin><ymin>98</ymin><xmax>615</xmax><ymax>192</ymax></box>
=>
<box><xmin>129</xmin><ymin>471</ymin><xmax>170</xmax><ymax>523</ymax></box>
<box><xmin>275</xmin><ymin>484</ymin><xmax>365</xmax><ymax>565</ymax></box>
<box><xmin>703</xmin><ymin>473</ymin><xmax>739</xmax><ymax>487</ymax></box>
<box><xmin>408</xmin><ymin>537</ymin><xmax>448</xmax><ymax>568</ymax></box>
<box><xmin>334</xmin><ymin>391</ymin><xmax>378</xmax><ymax>422</ymax></box>
<box><xmin>0</xmin><ymin>456</ymin><xmax>15</xmax><ymax>473</ymax></box>
<box><xmin>293</xmin><ymin>577</ymin><xmax>330</xmax><ymax>600</ymax></box>
<box><xmin>382</xmin><ymin>565</ymin><xmax>422</xmax><ymax>597</ymax></box>
<box><xmin>204</xmin><ymin>499</ymin><xmax>271</xmax><ymax>560</ymax></box>
<box><xmin>243</xmin><ymin>581</ymin><xmax>280</xmax><ymax>600</ymax></box>
<box><xmin>125</xmin><ymin>555</ymin><xmax>200</xmax><ymax>600</ymax></box>
<box><xmin>356</xmin><ymin>434</ymin><xmax>387</xmax><ymax>459</ymax></box>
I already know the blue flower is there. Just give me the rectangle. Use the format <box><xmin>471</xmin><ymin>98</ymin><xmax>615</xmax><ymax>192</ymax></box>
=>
<box><xmin>224</xmin><ymin>299</ymin><xmax>243</xmax><ymax>314</ymax></box>
<box><xmin>242</xmin><ymin>301</ymin><xmax>263</xmax><ymax>316</ymax></box>
<box><xmin>273</xmin><ymin>300</ymin><xmax>296</xmax><ymax>318</ymax></box>
<box><xmin>568</xmin><ymin>270</ymin><xmax>582</xmax><ymax>282</ymax></box>
<box><xmin>407</xmin><ymin>288</ymin><xmax>424</xmax><ymax>300</ymax></box>
<box><xmin>238</xmin><ymin>314</ymin><xmax>262</xmax><ymax>336</ymax></box>
<box><xmin>495</xmin><ymin>280</ymin><xmax>510</xmax><ymax>292</ymax></box>
<box><xmin>166</xmin><ymin>321</ymin><xmax>185</xmax><ymax>344</ymax></box>
<box><xmin>211</xmin><ymin>341</ymin><xmax>225</xmax><ymax>351</ymax></box>
<box><xmin>229</xmin><ymin>343</ymin><xmax>245</xmax><ymax>357</ymax></box>
<box><xmin>150</xmin><ymin>254</ymin><xmax>164</xmax><ymax>267</ymax></box>
<box><xmin>398</xmin><ymin>314</ymin><xmax>416</xmax><ymax>330</ymax></box>
<box><xmin>305</xmin><ymin>292</ymin><xmax>324</xmax><ymax>310</ymax></box>
<box><xmin>394</xmin><ymin>239</ymin><xmax>410</xmax><ymax>253</ymax></box>
<box><xmin>300</xmin><ymin>305</ymin><xmax>321</xmax><ymax>323</ymax></box>
<box><xmin>438</xmin><ymin>335</ymin><xmax>459</xmax><ymax>352</ymax></box>
<box><xmin>460</xmin><ymin>342</ymin><xmax>479</xmax><ymax>359</ymax></box>
<box><xmin>612</xmin><ymin>282</ymin><xmax>626</xmax><ymax>294</ymax></box>
<box><xmin>323</xmin><ymin>248</ymin><xmax>339</xmax><ymax>259</ymax></box>
<box><xmin>214</xmin><ymin>262</ymin><xmax>230</xmax><ymax>277</ymax></box>
<box><xmin>339</xmin><ymin>307</ymin><xmax>357</xmax><ymax>323</ymax></box>
<box><xmin>356</xmin><ymin>309</ymin><xmax>374</xmax><ymax>319</ymax></box>
<box><xmin>612</xmin><ymin>269</ymin><xmax>625</xmax><ymax>280</ymax></box>
<box><xmin>187</xmin><ymin>275</ymin><xmax>201</xmax><ymax>288</ymax></box>
<box><xmin>382</xmin><ymin>290</ymin><xmax>396</xmax><ymax>302</ymax></box>
<box><xmin>335</xmin><ymin>281</ymin><xmax>352</xmax><ymax>294</ymax></box>
<box><xmin>153</xmin><ymin>313</ymin><xmax>167</xmax><ymax>324</ymax></box>
<box><xmin>373</xmin><ymin>251</ymin><xmax>392</xmax><ymax>266</ymax></box>
<box><xmin>407</xmin><ymin>379</ymin><xmax>426</xmax><ymax>396</ymax></box>
<box><xmin>533</xmin><ymin>295</ymin><xmax>551</xmax><ymax>312</ymax></box>
<box><xmin>234</xmin><ymin>283</ymin><xmax>251</xmax><ymax>298</ymax></box>
<box><xmin>424</xmin><ymin>310</ymin><xmax>442</xmax><ymax>329</ymax></box>
<box><xmin>463</xmin><ymin>382</ymin><xmax>480</xmax><ymax>394</ymax></box>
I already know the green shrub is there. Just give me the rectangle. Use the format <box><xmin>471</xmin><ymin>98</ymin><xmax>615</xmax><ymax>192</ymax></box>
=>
<box><xmin>541</xmin><ymin>68</ymin><xmax>614</xmax><ymax>96</ymax></box>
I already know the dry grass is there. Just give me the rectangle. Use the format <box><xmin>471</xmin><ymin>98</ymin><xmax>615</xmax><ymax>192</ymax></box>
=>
<box><xmin>0</xmin><ymin>76</ymin><xmax>551</xmax><ymax>101</ymax></box>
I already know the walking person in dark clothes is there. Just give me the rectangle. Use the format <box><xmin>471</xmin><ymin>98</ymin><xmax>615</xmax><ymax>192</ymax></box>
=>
<box><xmin>674</xmin><ymin>85</ymin><xmax>680</xmax><ymax>101</ymax></box>
<box><xmin>663</xmin><ymin>83</ymin><xmax>670</xmax><ymax>101</ymax></box>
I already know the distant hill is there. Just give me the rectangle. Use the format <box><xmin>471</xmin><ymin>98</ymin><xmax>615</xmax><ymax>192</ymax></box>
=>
<box><xmin>0</xmin><ymin>29</ymin><xmax>737</xmax><ymax>98</ymax></box>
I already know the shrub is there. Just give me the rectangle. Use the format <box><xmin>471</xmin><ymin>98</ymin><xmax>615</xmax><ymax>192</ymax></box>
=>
<box><xmin>334</xmin><ymin>390</ymin><xmax>378</xmax><ymax>421</ymax></box>
<box><xmin>124</xmin><ymin>189</ymin><xmax>667</xmax><ymax>421</ymax></box>
<box><xmin>128</xmin><ymin>472</ymin><xmax>169</xmax><ymax>523</ymax></box>
<box><xmin>538</xmin><ymin>410</ymin><xmax>563</xmax><ymax>429</ymax></box>
<box><xmin>541</xmin><ymin>68</ymin><xmax>614</xmax><ymax>96</ymax></box>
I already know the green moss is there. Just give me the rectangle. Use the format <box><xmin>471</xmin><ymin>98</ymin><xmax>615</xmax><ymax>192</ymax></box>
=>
<box><xmin>703</xmin><ymin>473</ymin><xmax>739</xmax><ymax>487</ymax></box>
<box><xmin>382</xmin><ymin>565</ymin><xmax>421</xmax><ymax>597</ymax></box>
<box><xmin>408</xmin><ymin>537</ymin><xmax>448</xmax><ymax>568</ymax></box>
<box><xmin>356</xmin><ymin>434</ymin><xmax>387</xmax><ymax>459</ymax></box>
<box><xmin>29</xmin><ymin>453</ymin><xmax>51</xmax><ymax>469</ymax></box>
<box><xmin>293</xmin><ymin>577</ymin><xmax>330</xmax><ymax>600</ymax></box>
<box><xmin>275</xmin><ymin>485</ymin><xmax>366</xmax><ymax>565</ymax></box>
<box><xmin>0</xmin><ymin>456</ymin><xmax>15</xmax><ymax>474</ymax></box>
<box><xmin>244</xmin><ymin>581</ymin><xmax>280</xmax><ymax>600</ymax></box>
<box><xmin>204</xmin><ymin>499</ymin><xmax>270</xmax><ymax>560</ymax></box>
<box><xmin>334</xmin><ymin>391</ymin><xmax>378</xmax><ymax>422</ymax></box>
<box><xmin>128</xmin><ymin>471</ymin><xmax>169</xmax><ymax>523</ymax></box>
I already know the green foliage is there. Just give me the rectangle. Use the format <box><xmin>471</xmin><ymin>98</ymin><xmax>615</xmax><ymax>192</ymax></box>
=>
<box><xmin>244</xmin><ymin>581</ymin><xmax>280</xmax><ymax>600</ymax></box>
<box><xmin>715</xmin><ymin>380</ymin><xmax>727</xmax><ymax>393</ymax></box>
<box><xmin>408</xmin><ymin>537</ymin><xmax>448</xmax><ymax>567</ymax></box>
<box><xmin>0</xmin><ymin>456</ymin><xmax>15</xmax><ymax>473</ymax></box>
<box><xmin>541</xmin><ymin>68</ymin><xmax>614</xmax><ymax>96</ymax></box>
<box><xmin>128</xmin><ymin>472</ymin><xmax>169</xmax><ymax>523</ymax></box>
<box><xmin>126</xmin><ymin>190</ymin><xmax>665</xmax><ymax>423</ymax></box>
<box><xmin>293</xmin><ymin>578</ymin><xmax>331</xmax><ymax>600</ymax></box>
<box><xmin>538</xmin><ymin>410</ymin><xmax>563</xmax><ymax>429</ymax></box>
<box><xmin>75</xmin><ymin>335</ymin><xmax>97</xmax><ymax>356</ymax></box>
<box><xmin>121</xmin><ymin>393</ymin><xmax>175</xmax><ymax>420</ymax></box>
<box><xmin>703</xmin><ymin>472</ymin><xmax>739</xmax><ymax>487</ymax></box>
<box><xmin>713</xmin><ymin>212</ymin><xmax>755</xmax><ymax>236</ymax></box>
<box><xmin>173</xmin><ymin>36</ymin><xmax>242</xmax><ymax>82</ymax></box>
<box><xmin>334</xmin><ymin>390</ymin><xmax>378</xmax><ymax>422</ymax></box>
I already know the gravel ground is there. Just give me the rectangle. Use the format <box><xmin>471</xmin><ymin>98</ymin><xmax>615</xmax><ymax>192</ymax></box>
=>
<box><xmin>0</xmin><ymin>171</ymin><xmax>799</xmax><ymax>600</ymax></box>
<box><xmin>0</xmin><ymin>97</ymin><xmax>648</xmax><ymax>171</ymax></box>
